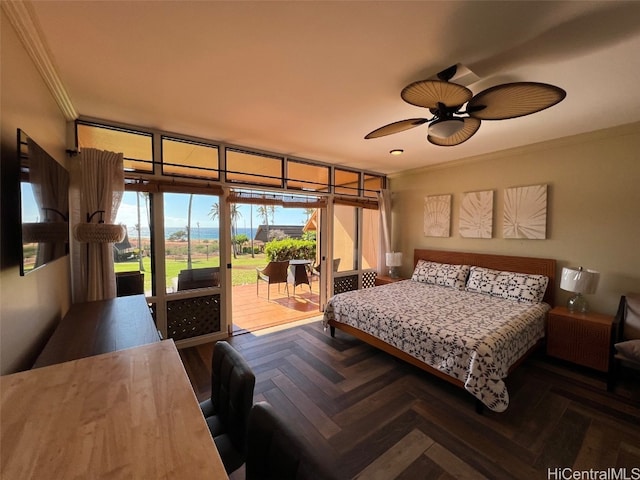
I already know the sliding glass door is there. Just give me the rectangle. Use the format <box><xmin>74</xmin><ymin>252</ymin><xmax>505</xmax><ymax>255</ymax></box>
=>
<box><xmin>156</xmin><ymin>192</ymin><xmax>227</xmax><ymax>346</ymax></box>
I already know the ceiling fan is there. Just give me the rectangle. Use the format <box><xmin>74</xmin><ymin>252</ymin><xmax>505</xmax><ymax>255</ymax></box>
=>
<box><xmin>365</xmin><ymin>64</ymin><xmax>566</xmax><ymax>146</ymax></box>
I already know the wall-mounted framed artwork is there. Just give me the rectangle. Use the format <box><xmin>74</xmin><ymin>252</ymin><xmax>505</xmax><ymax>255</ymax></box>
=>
<box><xmin>459</xmin><ymin>190</ymin><xmax>493</xmax><ymax>238</ymax></box>
<box><xmin>424</xmin><ymin>194</ymin><xmax>451</xmax><ymax>237</ymax></box>
<box><xmin>503</xmin><ymin>184</ymin><xmax>547</xmax><ymax>239</ymax></box>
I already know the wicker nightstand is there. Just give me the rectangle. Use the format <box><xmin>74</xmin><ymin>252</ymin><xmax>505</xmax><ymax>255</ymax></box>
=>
<box><xmin>374</xmin><ymin>275</ymin><xmax>408</xmax><ymax>286</ymax></box>
<box><xmin>546</xmin><ymin>306</ymin><xmax>614</xmax><ymax>372</ymax></box>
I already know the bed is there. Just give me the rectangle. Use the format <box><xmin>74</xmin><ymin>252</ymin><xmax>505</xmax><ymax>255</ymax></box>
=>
<box><xmin>323</xmin><ymin>249</ymin><xmax>556</xmax><ymax>412</ymax></box>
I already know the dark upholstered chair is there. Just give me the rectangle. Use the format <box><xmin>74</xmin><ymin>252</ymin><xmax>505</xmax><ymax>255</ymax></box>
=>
<box><xmin>245</xmin><ymin>402</ymin><xmax>338</xmax><ymax>480</ymax></box>
<box><xmin>199</xmin><ymin>341</ymin><xmax>255</xmax><ymax>474</ymax></box>
<box><xmin>608</xmin><ymin>293</ymin><xmax>640</xmax><ymax>391</ymax></box>
<box><xmin>177</xmin><ymin>266</ymin><xmax>220</xmax><ymax>291</ymax></box>
<box><xmin>115</xmin><ymin>271</ymin><xmax>144</xmax><ymax>297</ymax></box>
<box><xmin>256</xmin><ymin>260</ymin><xmax>289</xmax><ymax>300</ymax></box>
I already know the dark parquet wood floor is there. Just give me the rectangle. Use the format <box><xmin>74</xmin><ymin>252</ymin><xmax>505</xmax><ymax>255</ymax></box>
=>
<box><xmin>179</xmin><ymin>320</ymin><xmax>640</xmax><ymax>480</ymax></box>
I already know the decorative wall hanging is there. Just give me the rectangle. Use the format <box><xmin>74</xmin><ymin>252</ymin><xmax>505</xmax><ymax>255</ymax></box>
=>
<box><xmin>459</xmin><ymin>190</ymin><xmax>493</xmax><ymax>238</ymax></box>
<box><xmin>424</xmin><ymin>194</ymin><xmax>451</xmax><ymax>237</ymax></box>
<box><xmin>503</xmin><ymin>184</ymin><xmax>547</xmax><ymax>239</ymax></box>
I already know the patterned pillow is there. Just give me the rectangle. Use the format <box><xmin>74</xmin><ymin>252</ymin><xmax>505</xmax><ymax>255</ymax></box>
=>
<box><xmin>465</xmin><ymin>267</ymin><xmax>501</xmax><ymax>295</ymax></box>
<box><xmin>411</xmin><ymin>260</ymin><xmax>470</xmax><ymax>289</ymax></box>
<box><xmin>502</xmin><ymin>272</ymin><xmax>549</xmax><ymax>303</ymax></box>
<box><xmin>466</xmin><ymin>267</ymin><xmax>548</xmax><ymax>303</ymax></box>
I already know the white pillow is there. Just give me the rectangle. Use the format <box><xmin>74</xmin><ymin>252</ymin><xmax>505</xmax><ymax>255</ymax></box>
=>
<box><xmin>615</xmin><ymin>339</ymin><xmax>640</xmax><ymax>364</ymax></box>
<box><xmin>411</xmin><ymin>260</ymin><xmax>470</xmax><ymax>290</ymax></box>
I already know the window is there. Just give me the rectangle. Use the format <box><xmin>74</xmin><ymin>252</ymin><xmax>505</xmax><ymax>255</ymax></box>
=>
<box><xmin>334</xmin><ymin>168</ymin><xmax>360</xmax><ymax>196</ymax></box>
<box><xmin>333</xmin><ymin>204</ymin><xmax>356</xmax><ymax>272</ymax></box>
<box><xmin>77</xmin><ymin>122</ymin><xmax>153</xmax><ymax>173</ymax></box>
<box><xmin>113</xmin><ymin>191</ymin><xmax>153</xmax><ymax>294</ymax></box>
<box><xmin>225</xmin><ymin>149</ymin><xmax>283</xmax><ymax>187</ymax></box>
<box><xmin>164</xmin><ymin>193</ymin><xmax>221</xmax><ymax>293</ymax></box>
<box><xmin>363</xmin><ymin>174</ymin><xmax>384</xmax><ymax>198</ymax></box>
<box><xmin>286</xmin><ymin>160</ymin><xmax>330</xmax><ymax>192</ymax></box>
<box><xmin>361</xmin><ymin>207</ymin><xmax>379</xmax><ymax>269</ymax></box>
<box><xmin>162</xmin><ymin>136</ymin><xmax>219</xmax><ymax>180</ymax></box>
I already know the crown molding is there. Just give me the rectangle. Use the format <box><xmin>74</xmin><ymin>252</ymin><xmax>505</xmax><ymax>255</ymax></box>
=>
<box><xmin>2</xmin><ymin>0</ymin><xmax>77</xmax><ymax>121</ymax></box>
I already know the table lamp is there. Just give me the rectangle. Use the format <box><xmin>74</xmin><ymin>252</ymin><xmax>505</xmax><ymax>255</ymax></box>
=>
<box><xmin>385</xmin><ymin>252</ymin><xmax>403</xmax><ymax>278</ymax></box>
<box><xmin>560</xmin><ymin>266</ymin><xmax>600</xmax><ymax>313</ymax></box>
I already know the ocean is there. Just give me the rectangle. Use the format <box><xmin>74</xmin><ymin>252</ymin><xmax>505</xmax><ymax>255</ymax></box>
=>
<box><xmin>136</xmin><ymin>227</ymin><xmax>257</xmax><ymax>240</ymax></box>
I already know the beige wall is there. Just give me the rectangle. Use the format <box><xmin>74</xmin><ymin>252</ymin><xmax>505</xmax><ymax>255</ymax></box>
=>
<box><xmin>390</xmin><ymin>122</ymin><xmax>640</xmax><ymax>316</ymax></box>
<box><xmin>1</xmin><ymin>13</ymin><xmax>71</xmax><ymax>374</ymax></box>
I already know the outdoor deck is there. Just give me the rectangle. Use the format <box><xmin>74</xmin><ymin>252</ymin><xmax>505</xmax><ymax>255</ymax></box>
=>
<box><xmin>232</xmin><ymin>280</ymin><xmax>321</xmax><ymax>333</ymax></box>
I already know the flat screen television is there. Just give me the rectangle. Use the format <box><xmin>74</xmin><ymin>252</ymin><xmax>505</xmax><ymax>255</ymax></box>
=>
<box><xmin>18</xmin><ymin>129</ymin><xmax>70</xmax><ymax>275</ymax></box>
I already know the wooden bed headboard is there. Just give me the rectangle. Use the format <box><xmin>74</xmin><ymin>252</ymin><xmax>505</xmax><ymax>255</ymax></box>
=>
<box><xmin>413</xmin><ymin>249</ymin><xmax>557</xmax><ymax>306</ymax></box>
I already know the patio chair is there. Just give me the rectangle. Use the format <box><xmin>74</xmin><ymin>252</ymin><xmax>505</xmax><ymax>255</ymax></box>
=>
<box><xmin>115</xmin><ymin>271</ymin><xmax>144</xmax><ymax>297</ymax></box>
<box><xmin>308</xmin><ymin>260</ymin><xmax>320</xmax><ymax>287</ymax></box>
<box><xmin>177</xmin><ymin>267</ymin><xmax>220</xmax><ymax>291</ymax></box>
<box><xmin>256</xmin><ymin>260</ymin><xmax>289</xmax><ymax>300</ymax></box>
<box><xmin>333</xmin><ymin>258</ymin><xmax>341</xmax><ymax>272</ymax></box>
<box><xmin>309</xmin><ymin>258</ymin><xmax>341</xmax><ymax>287</ymax></box>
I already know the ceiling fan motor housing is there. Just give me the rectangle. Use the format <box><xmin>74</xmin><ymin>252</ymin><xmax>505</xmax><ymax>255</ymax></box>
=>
<box><xmin>428</xmin><ymin>118</ymin><xmax>465</xmax><ymax>138</ymax></box>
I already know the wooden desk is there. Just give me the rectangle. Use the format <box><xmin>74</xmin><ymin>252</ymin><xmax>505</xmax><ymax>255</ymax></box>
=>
<box><xmin>33</xmin><ymin>294</ymin><xmax>160</xmax><ymax>368</ymax></box>
<box><xmin>1</xmin><ymin>341</ymin><xmax>228</xmax><ymax>479</ymax></box>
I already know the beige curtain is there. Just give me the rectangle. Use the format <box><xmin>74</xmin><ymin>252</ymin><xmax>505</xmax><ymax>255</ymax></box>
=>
<box><xmin>378</xmin><ymin>189</ymin><xmax>392</xmax><ymax>275</ymax></box>
<box><xmin>70</xmin><ymin>148</ymin><xmax>124</xmax><ymax>302</ymax></box>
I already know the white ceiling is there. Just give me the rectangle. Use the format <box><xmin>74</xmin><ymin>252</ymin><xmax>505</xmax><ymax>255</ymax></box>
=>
<box><xmin>24</xmin><ymin>1</ymin><xmax>640</xmax><ymax>174</ymax></box>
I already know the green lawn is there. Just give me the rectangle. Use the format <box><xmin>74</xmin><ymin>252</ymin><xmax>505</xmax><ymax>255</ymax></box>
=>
<box><xmin>115</xmin><ymin>253</ymin><xmax>270</xmax><ymax>292</ymax></box>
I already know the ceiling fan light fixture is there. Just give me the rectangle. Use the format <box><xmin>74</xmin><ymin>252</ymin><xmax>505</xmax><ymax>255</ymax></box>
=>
<box><xmin>428</xmin><ymin>118</ymin><xmax>465</xmax><ymax>138</ymax></box>
<box><xmin>389</xmin><ymin>149</ymin><xmax>404</xmax><ymax>156</ymax></box>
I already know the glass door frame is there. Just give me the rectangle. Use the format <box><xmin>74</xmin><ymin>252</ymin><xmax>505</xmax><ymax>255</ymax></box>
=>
<box><xmin>151</xmin><ymin>191</ymin><xmax>231</xmax><ymax>347</ymax></box>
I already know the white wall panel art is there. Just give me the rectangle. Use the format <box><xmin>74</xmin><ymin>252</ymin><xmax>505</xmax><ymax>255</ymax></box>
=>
<box><xmin>424</xmin><ymin>194</ymin><xmax>451</xmax><ymax>237</ymax></box>
<box><xmin>459</xmin><ymin>190</ymin><xmax>493</xmax><ymax>238</ymax></box>
<box><xmin>503</xmin><ymin>184</ymin><xmax>547</xmax><ymax>239</ymax></box>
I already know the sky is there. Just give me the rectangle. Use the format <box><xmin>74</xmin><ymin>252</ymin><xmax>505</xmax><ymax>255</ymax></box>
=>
<box><xmin>116</xmin><ymin>191</ymin><xmax>309</xmax><ymax>230</ymax></box>
<box><xmin>21</xmin><ymin>186</ymin><xmax>310</xmax><ymax>233</ymax></box>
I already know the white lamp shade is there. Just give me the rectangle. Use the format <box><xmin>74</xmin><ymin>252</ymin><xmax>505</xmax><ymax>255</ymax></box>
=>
<box><xmin>560</xmin><ymin>267</ymin><xmax>600</xmax><ymax>294</ymax></box>
<box><xmin>385</xmin><ymin>252</ymin><xmax>403</xmax><ymax>267</ymax></box>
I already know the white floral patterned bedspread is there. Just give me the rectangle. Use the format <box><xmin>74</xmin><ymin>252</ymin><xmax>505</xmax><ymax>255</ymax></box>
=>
<box><xmin>323</xmin><ymin>280</ymin><xmax>550</xmax><ymax>412</ymax></box>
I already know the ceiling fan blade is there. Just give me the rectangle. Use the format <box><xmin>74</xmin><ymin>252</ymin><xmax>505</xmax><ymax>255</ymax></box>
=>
<box><xmin>364</xmin><ymin>118</ymin><xmax>429</xmax><ymax>139</ymax></box>
<box><xmin>436</xmin><ymin>64</ymin><xmax>458</xmax><ymax>82</ymax></box>
<box><xmin>428</xmin><ymin>117</ymin><xmax>481</xmax><ymax>146</ymax></box>
<box><xmin>467</xmin><ymin>82</ymin><xmax>566</xmax><ymax>120</ymax></box>
<box><xmin>401</xmin><ymin>80</ymin><xmax>472</xmax><ymax>109</ymax></box>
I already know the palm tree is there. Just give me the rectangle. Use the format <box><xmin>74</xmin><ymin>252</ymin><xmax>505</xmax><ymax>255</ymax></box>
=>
<box><xmin>209</xmin><ymin>202</ymin><xmax>219</xmax><ymax>259</ymax></box>
<box><xmin>230</xmin><ymin>204</ymin><xmax>242</xmax><ymax>258</ymax></box>
<box><xmin>136</xmin><ymin>192</ymin><xmax>144</xmax><ymax>272</ymax></box>
<box><xmin>304</xmin><ymin>207</ymin><xmax>315</xmax><ymax>222</ymax></box>
<box><xmin>250</xmin><ymin>204</ymin><xmax>254</xmax><ymax>258</ymax></box>
<box><xmin>257</xmin><ymin>205</ymin><xmax>276</xmax><ymax>241</ymax></box>
<box><xmin>210</xmin><ymin>202</ymin><xmax>243</xmax><ymax>258</ymax></box>
<box><xmin>209</xmin><ymin>202</ymin><xmax>219</xmax><ymax>222</ymax></box>
<box><xmin>186</xmin><ymin>194</ymin><xmax>193</xmax><ymax>269</ymax></box>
